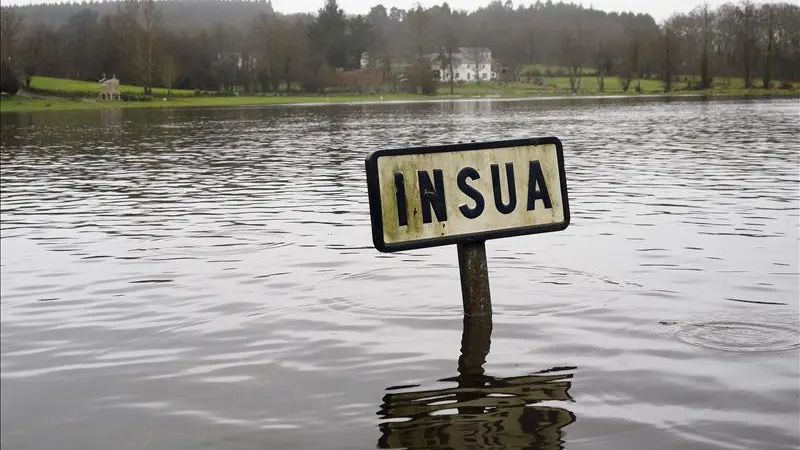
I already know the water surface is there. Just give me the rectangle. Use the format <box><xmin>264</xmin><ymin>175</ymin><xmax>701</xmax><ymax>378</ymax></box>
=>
<box><xmin>2</xmin><ymin>97</ymin><xmax>798</xmax><ymax>450</ymax></box>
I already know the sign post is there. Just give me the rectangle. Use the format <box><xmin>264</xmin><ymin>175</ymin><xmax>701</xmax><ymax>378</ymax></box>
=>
<box><xmin>457</xmin><ymin>242</ymin><xmax>492</xmax><ymax>317</ymax></box>
<box><xmin>365</xmin><ymin>137</ymin><xmax>570</xmax><ymax>315</ymax></box>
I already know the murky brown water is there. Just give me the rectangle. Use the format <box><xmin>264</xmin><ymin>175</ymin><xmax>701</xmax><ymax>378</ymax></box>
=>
<box><xmin>1</xmin><ymin>97</ymin><xmax>798</xmax><ymax>450</ymax></box>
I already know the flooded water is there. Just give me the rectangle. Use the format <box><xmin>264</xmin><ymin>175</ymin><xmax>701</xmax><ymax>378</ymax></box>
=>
<box><xmin>1</xmin><ymin>97</ymin><xmax>798</xmax><ymax>450</ymax></box>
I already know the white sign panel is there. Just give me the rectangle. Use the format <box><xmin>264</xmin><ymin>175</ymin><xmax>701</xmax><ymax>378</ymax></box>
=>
<box><xmin>366</xmin><ymin>137</ymin><xmax>570</xmax><ymax>252</ymax></box>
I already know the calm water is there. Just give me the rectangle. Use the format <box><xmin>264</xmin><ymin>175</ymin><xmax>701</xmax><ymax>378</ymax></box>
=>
<box><xmin>1</xmin><ymin>97</ymin><xmax>798</xmax><ymax>450</ymax></box>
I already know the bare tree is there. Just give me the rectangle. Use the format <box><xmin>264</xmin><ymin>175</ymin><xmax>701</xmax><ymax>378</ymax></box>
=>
<box><xmin>467</xmin><ymin>47</ymin><xmax>487</xmax><ymax>84</ymax></box>
<box><xmin>118</xmin><ymin>0</ymin><xmax>161</xmax><ymax>94</ymax></box>
<box><xmin>737</xmin><ymin>0</ymin><xmax>757</xmax><ymax>88</ymax></box>
<box><xmin>250</xmin><ymin>13</ymin><xmax>279</xmax><ymax>92</ymax></box>
<box><xmin>661</xmin><ymin>25</ymin><xmax>679</xmax><ymax>92</ymax></box>
<box><xmin>560</xmin><ymin>28</ymin><xmax>585</xmax><ymax>93</ymax></box>
<box><xmin>1</xmin><ymin>7</ymin><xmax>24</xmax><ymax>67</ymax></box>
<box><xmin>160</xmin><ymin>53</ymin><xmax>179</xmax><ymax>97</ymax></box>
<box><xmin>592</xmin><ymin>39</ymin><xmax>614</xmax><ymax>92</ymax></box>
<box><xmin>367</xmin><ymin>5</ymin><xmax>396</xmax><ymax>91</ymax></box>
<box><xmin>761</xmin><ymin>4</ymin><xmax>775</xmax><ymax>88</ymax></box>
<box><xmin>698</xmin><ymin>2</ymin><xmax>713</xmax><ymax>89</ymax></box>
<box><xmin>445</xmin><ymin>31</ymin><xmax>457</xmax><ymax>94</ymax></box>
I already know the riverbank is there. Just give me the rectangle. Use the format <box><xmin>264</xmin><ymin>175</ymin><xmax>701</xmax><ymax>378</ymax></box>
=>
<box><xmin>2</xmin><ymin>83</ymin><xmax>797</xmax><ymax>113</ymax></box>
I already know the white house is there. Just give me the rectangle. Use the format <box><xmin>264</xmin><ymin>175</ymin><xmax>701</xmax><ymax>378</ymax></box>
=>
<box><xmin>430</xmin><ymin>47</ymin><xmax>496</xmax><ymax>82</ymax></box>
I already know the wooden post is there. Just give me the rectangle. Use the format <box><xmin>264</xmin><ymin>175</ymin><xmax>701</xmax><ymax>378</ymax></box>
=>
<box><xmin>456</xmin><ymin>300</ymin><xmax>492</xmax><ymax>415</ymax></box>
<box><xmin>457</xmin><ymin>241</ymin><xmax>492</xmax><ymax>317</ymax></box>
<box><xmin>458</xmin><ymin>306</ymin><xmax>492</xmax><ymax>377</ymax></box>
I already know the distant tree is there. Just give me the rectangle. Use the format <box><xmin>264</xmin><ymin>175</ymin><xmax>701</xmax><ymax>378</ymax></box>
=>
<box><xmin>308</xmin><ymin>0</ymin><xmax>348</xmax><ymax>69</ymax></box>
<box><xmin>1</xmin><ymin>58</ymin><xmax>20</xmax><ymax>94</ymax></box>
<box><xmin>249</xmin><ymin>13</ymin><xmax>286</xmax><ymax>92</ymax></box>
<box><xmin>280</xmin><ymin>19</ymin><xmax>316</xmax><ymax>92</ymax></box>
<box><xmin>698</xmin><ymin>3</ymin><xmax>713</xmax><ymax>89</ymax></box>
<box><xmin>117</xmin><ymin>0</ymin><xmax>161</xmax><ymax>94</ymax></box>
<box><xmin>592</xmin><ymin>40</ymin><xmax>614</xmax><ymax>92</ymax></box>
<box><xmin>1</xmin><ymin>7</ymin><xmax>24</xmax><ymax>68</ymax></box>
<box><xmin>407</xmin><ymin>58</ymin><xmax>435</xmax><ymax>94</ymax></box>
<box><xmin>761</xmin><ymin>4</ymin><xmax>775</xmax><ymax>88</ymax></box>
<box><xmin>467</xmin><ymin>46</ymin><xmax>488</xmax><ymax>85</ymax></box>
<box><xmin>661</xmin><ymin>25</ymin><xmax>679</xmax><ymax>92</ymax></box>
<box><xmin>440</xmin><ymin>30</ymin><xmax>457</xmax><ymax>94</ymax></box>
<box><xmin>347</xmin><ymin>15</ymin><xmax>372</xmax><ymax>70</ymax></box>
<box><xmin>61</xmin><ymin>9</ymin><xmax>100</xmax><ymax>80</ymax></box>
<box><xmin>8</xmin><ymin>0</ymin><xmax>799</xmax><ymax>96</ymax></box>
<box><xmin>406</xmin><ymin>5</ymin><xmax>430</xmax><ymax>60</ymax></box>
<box><xmin>737</xmin><ymin>0</ymin><xmax>757</xmax><ymax>88</ymax></box>
<box><xmin>95</xmin><ymin>15</ymin><xmax>126</xmax><ymax>82</ymax></box>
<box><xmin>160</xmin><ymin>53</ymin><xmax>180</xmax><ymax>96</ymax></box>
<box><xmin>210</xmin><ymin>23</ymin><xmax>244</xmax><ymax>93</ymax></box>
<box><xmin>366</xmin><ymin>5</ymin><xmax>394</xmax><ymax>86</ymax></box>
<box><xmin>21</xmin><ymin>23</ymin><xmax>59</xmax><ymax>82</ymax></box>
<box><xmin>771</xmin><ymin>3</ymin><xmax>800</xmax><ymax>82</ymax></box>
<box><xmin>619</xmin><ymin>36</ymin><xmax>638</xmax><ymax>92</ymax></box>
<box><xmin>560</xmin><ymin>28</ymin><xmax>585</xmax><ymax>92</ymax></box>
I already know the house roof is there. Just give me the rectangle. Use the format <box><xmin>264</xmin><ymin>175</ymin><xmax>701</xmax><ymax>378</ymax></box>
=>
<box><xmin>426</xmin><ymin>47</ymin><xmax>492</xmax><ymax>66</ymax></box>
<box><xmin>425</xmin><ymin>47</ymin><xmax>492</xmax><ymax>65</ymax></box>
<box><xmin>458</xmin><ymin>47</ymin><xmax>491</xmax><ymax>54</ymax></box>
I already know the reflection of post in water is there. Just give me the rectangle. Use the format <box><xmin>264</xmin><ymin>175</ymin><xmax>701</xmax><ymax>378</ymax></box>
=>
<box><xmin>377</xmin><ymin>312</ymin><xmax>576</xmax><ymax>449</ymax></box>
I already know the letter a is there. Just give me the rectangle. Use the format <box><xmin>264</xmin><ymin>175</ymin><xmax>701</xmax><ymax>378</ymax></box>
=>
<box><xmin>527</xmin><ymin>161</ymin><xmax>552</xmax><ymax>210</ymax></box>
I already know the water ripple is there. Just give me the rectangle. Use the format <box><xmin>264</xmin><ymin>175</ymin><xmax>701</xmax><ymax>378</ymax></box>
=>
<box><xmin>1</xmin><ymin>97</ymin><xmax>798</xmax><ymax>450</ymax></box>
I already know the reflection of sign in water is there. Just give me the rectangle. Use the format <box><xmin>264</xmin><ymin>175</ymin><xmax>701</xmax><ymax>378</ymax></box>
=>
<box><xmin>365</xmin><ymin>138</ymin><xmax>569</xmax><ymax>252</ymax></box>
<box><xmin>378</xmin><ymin>313</ymin><xmax>576</xmax><ymax>449</ymax></box>
<box><xmin>377</xmin><ymin>368</ymin><xmax>576</xmax><ymax>449</ymax></box>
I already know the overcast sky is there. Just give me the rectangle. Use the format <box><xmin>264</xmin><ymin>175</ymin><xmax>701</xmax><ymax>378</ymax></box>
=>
<box><xmin>0</xmin><ymin>0</ymin><xmax>738</xmax><ymax>22</ymax></box>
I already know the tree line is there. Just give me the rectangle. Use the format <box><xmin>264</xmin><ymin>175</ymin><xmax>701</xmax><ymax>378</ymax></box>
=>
<box><xmin>1</xmin><ymin>0</ymin><xmax>798</xmax><ymax>96</ymax></box>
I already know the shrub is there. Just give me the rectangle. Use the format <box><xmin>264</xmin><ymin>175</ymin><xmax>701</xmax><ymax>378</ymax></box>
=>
<box><xmin>120</xmin><ymin>93</ymin><xmax>153</xmax><ymax>102</ymax></box>
<box><xmin>406</xmin><ymin>60</ymin><xmax>436</xmax><ymax>95</ymax></box>
<box><xmin>0</xmin><ymin>60</ymin><xmax>20</xmax><ymax>95</ymax></box>
<box><xmin>779</xmin><ymin>81</ymin><xmax>794</xmax><ymax>90</ymax></box>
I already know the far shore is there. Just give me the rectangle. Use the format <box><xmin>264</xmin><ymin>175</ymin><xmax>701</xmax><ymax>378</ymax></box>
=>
<box><xmin>2</xmin><ymin>88</ymin><xmax>798</xmax><ymax>113</ymax></box>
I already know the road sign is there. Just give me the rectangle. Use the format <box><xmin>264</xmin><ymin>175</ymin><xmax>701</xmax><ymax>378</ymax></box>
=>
<box><xmin>365</xmin><ymin>137</ymin><xmax>570</xmax><ymax>253</ymax></box>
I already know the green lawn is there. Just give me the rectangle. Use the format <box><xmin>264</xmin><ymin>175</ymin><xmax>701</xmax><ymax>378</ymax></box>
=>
<box><xmin>442</xmin><ymin>77</ymin><xmax>669</xmax><ymax>96</ymax></box>
<box><xmin>441</xmin><ymin>77</ymin><xmax>798</xmax><ymax>96</ymax></box>
<box><xmin>3</xmin><ymin>75</ymin><xmax>797</xmax><ymax>113</ymax></box>
<box><xmin>0</xmin><ymin>93</ymin><xmax>425</xmax><ymax>112</ymax></box>
<box><xmin>520</xmin><ymin>64</ymin><xmax>597</xmax><ymax>76</ymax></box>
<box><xmin>29</xmin><ymin>76</ymin><xmax>195</xmax><ymax>96</ymax></box>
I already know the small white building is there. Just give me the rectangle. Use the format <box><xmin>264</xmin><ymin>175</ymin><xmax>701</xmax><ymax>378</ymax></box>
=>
<box><xmin>430</xmin><ymin>47</ymin><xmax>496</xmax><ymax>83</ymax></box>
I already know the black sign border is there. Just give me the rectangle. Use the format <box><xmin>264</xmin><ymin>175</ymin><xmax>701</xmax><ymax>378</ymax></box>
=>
<box><xmin>365</xmin><ymin>136</ymin><xmax>570</xmax><ymax>253</ymax></box>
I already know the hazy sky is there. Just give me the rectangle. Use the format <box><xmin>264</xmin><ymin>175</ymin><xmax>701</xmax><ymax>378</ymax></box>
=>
<box><xmin>1</xmin><ymin>0</ymin><xmax>737</xmax><ymax>22</ymax></box>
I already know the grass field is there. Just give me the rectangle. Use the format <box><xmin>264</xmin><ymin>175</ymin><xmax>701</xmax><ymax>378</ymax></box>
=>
<box><xmin>437</xmin><ymin>76</ymin><xmax>796</xmax><ymax>96</ymax></box>
<box><xmin>438</xmin><ymin>78</ymin><xmax>664</xmax><ymax>95</ymax></box>
<box><xmin>2</xmin><ymin>75</ymin><xmax>797</xmax><ymax>113</ymax></box>
<box><xmin>29</xmin><ymin>76</ymin><xmax>195</xmax><ymax>96</ymax></box>
<box><xmin>0</xmin><ymin>92</ymin><xmax>428</xmax><ymax>112</ymax></box>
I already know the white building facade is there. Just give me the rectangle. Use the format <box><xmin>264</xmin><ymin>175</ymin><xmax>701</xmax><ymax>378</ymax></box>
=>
<box><xmin>432</xmin><ymin>47</ymin><xmax>496</xmax><ymax>82</ymax></box>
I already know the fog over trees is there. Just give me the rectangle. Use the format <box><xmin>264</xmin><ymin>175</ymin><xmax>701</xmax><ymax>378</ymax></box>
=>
<box><xmin>1</xmin><ymin>0</ymin><xmax>798</xmax><ymax>94</ymax></box>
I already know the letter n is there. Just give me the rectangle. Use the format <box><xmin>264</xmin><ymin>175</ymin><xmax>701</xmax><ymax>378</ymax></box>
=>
<box><xmin>418</xmin><ymin>169</ymin><xmax>447</xmax><ymax>223</ymax></box>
